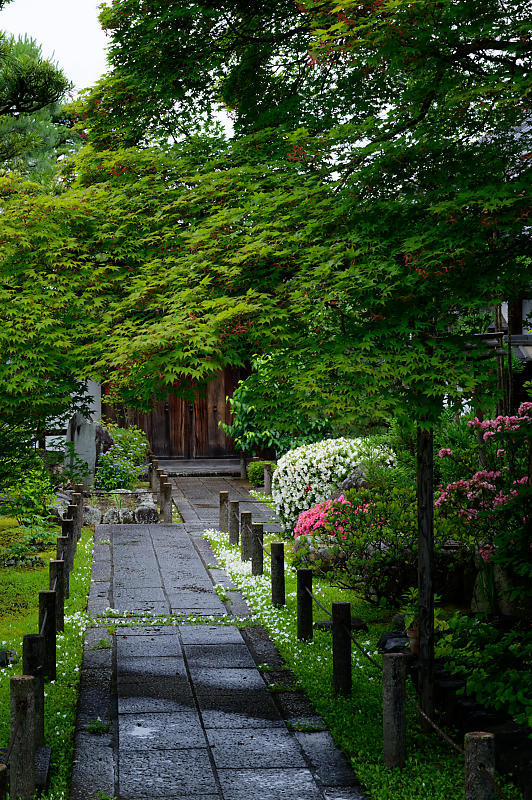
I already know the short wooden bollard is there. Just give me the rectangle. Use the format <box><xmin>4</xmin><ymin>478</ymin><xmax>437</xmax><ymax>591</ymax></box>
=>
<box><xmin>240</xmin><ymin>512</ymin><xmax>253</xmax><ymax>561</ymax></box>
<box><xmin>297</xmin><ymin>569</ymin><xmax>313</xmax><ymax>640</ymax></box>
<box><xmin>71</xmin><ymin>492</ymin><xmax>82</xmax><ymax>543</ymax></box>
<box><xmin>251</xmin><ymin>523</ymin><xmax>264</xmax><ymax>576</ymax></box>
<box><xmin>229</xmin><ymin>501</ymin><xmax>240</xmax><ymax>545</ymax></box>
<box><xmin>162</xmin><ymin>482</ymin><xmax>172</xmax><ymax>523</ymax></box>
<box><xmin>39</xmin><ymin>590</ymin><xmax>56</xmax><ymax>682</ymax></box>
<box><xmin>74</xmin><ymin>484</ymin><xmax>84</xmax><ymax>539</ymax></box>
<box><xmin>240</xmin><ymin>452</ymin><xmax>247</xmax><ymax>480</ymax></box>
<box><xmin>67</xmin><ymin>502</ymin><xmax>79</xmax><ymax>551</ymax></box>
<box><xmin>10</xmin><ymin>675</ymin><xmax>36</xmax><ymax>800</ymax></box>
<box><xmin>22</xmin><ymin>633</ymin><xmax>45</xmax><ymax>748</ymax></box>
<box><xmin>62</xmin><ymin>516</ymin><xmax>75</xmax><ymax>576</ymax></box>
<box><xmin>382</xmin><ymin>653</ymin><xmax>407</xmax><ymax>768</ymax></box>
<box><xmin>56</xmin><ymin>536</ymin><xmax>70</xmax><ymax>599</ymax></box>
<box><xmin>271</xmin><ymin>542</ymin><xmax>285</xmax><ymax>606</ymax></box>
<box><xmin>465</xmin><ymin>732</ymin><xmax>495</xmax><ymax>800</ymax></box>
<box><xmin>264</xmin><ymin>463</ymin><xmax>272</xmax><ymax>494</ymax></box>
<box><xmin>151</xmin><ymin>458</ymin><xmax>159</xmax><ymax>492</ymax></box>
<box><xmin>49</xmin><ymin>560</ymin><xmax>65</xmax><ymax>631</ymax></box>
<box><xmin>0</xmin><ymin>763</ymin><xmax>7</xmax><ymax>800</ymax></box>
<box><xmin>219</xmin><ymin>491</ymin><xmax>229</xmax><ymax>532</ymax></box>
<box><xmin>332</xmin><ymin>602</ymin><xmax>352</xmax><ymax>696</ymax></box>
<box><xmin>157</xmin><ymin>470</ymin><xmax>166</xmax><ymax>509</ymax></box>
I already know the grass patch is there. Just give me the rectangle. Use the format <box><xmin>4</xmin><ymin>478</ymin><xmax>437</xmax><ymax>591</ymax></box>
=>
<box><xmin>84</xmin><ymin>717</ymin><xmax>111</xmax><ymax>735</ymax></box>
<box><xmin>205</xmin><ymin>527</ymin><xmax>524</xmax><ymax>800</ymax></box>
<box><xmin>0</xmin><ymin>527</ymin><xmax>94</xmax><ymax>800</ymax></box>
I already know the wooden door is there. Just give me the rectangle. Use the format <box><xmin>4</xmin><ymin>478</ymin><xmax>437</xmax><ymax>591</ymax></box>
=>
<box><xmin>103</xmin><ymin>368</ymin><xmax>244</xmax><ymax>458</ymax></box>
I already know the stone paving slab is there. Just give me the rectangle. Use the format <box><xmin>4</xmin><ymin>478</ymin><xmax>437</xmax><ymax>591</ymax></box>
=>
<box><xmin>179</xmin><ymin>624</ymin><xmax>245</xmax><ymax>644</ymax></box>
<box><xmin>118</xmin><ymin>656</ymin><xmax>187</xmax><ymax>678</ymax></box>
<box><xmin>183</xmin><ymin>643</ymin><xmax>256</xmax><ymax>669</ymax></box>
<box><xmin>207</xmin><ymin>728</ymin><xmax>307</xmax><ymax>769</ymax></box>
<box><xmin>119</xmin><ymin>748</ymin><xmax>219</xmax><ymax>797</ymax></box>
<box><xmin>295</xmin><ymin>731</ymin><xmax>360</xmax><ymax>787</ymax></box>
<box><xmin>217</xmin><ymin>769</ymin><xmax>323</xmax><ymax>800</ymax></box>
<box><xmin>117</xmin><ymin>632</ymin><xmax>182</xmax><ymax>657</ymax></box>
<box><xmin>119</xmin><ymin>712</ymin><xmax>205</xmax><ymax>749</ymax></box>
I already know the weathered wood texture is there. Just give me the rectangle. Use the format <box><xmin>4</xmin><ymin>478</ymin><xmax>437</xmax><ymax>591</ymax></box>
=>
<box><xmin>102</xmin><ymin>368</ymin><xmax>246</xmax><ymax>458</ymax></box>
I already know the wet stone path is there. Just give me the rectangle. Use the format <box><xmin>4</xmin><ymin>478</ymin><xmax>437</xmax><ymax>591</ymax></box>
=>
<box><xmin>70</xmin><ymin>478</ymin><xmax>365</xmax><ymax>800</ymax></box>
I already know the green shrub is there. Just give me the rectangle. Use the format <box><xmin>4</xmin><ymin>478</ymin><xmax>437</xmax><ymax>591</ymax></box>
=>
<box><xmin>0</xmin><ymin>464</ymin><xmax>54</xmax><ymax>523</ymax></box>
<box><xmin>104</xmin><ymin>423</ymin><xmax>149</xmax><ymax>465</ymax></box>
<box><xmin>94</xmin><ymin>446</ymin><xmax>141</xmax><ymax>491</ymax></box>
<box><xmin>435</xmin><ymin>613</ymin><xmax>532</xmax><ymax>732</ymax></box>
<box><xmin>247</xmin><ymin>460</ymin><xmax>277</xmax><ymax>488</ymax></box>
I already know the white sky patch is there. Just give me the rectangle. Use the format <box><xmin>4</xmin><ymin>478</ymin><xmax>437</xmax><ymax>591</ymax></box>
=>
<box><xmin>1</xmin><ymin>0</ymin><xmax>109</xmax><ymax>94</ymax></box>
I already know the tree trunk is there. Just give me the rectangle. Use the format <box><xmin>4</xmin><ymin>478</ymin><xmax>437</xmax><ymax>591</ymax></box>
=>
<box><xmin>417</xmin><ymin>425</ymin><xmax>434</xmax><ymax>731</ymax></box>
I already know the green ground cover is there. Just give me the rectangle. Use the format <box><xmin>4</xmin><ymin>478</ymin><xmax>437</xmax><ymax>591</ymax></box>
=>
<box><xmin>0</xmin><ymin>527</ymin><xmax>94</xmax><ymax>800</ymax></box>
<box><xmin>206</xmin><ymin>526</ymin><xmax>524</xmax><ymax>800</ymax></box>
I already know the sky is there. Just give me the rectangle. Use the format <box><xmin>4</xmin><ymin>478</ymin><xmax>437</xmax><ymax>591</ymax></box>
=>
<box><xmin>1</xmin><ymin>0</ymin><xmax>109</xmax><ymax>94</ymax></box>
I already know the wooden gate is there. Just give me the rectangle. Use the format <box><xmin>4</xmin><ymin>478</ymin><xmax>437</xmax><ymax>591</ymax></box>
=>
<box><xmin>103</xmin><ymin>368</ymin><xmax>244</xmax><ymax>458</ymax></box>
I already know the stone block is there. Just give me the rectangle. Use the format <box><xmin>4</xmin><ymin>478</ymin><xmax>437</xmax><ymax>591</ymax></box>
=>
<box><xmin>83</xmin><ymin>506</ymin><xmax>102</xmax><ymax>526</ymax></box>
<box><xmin>135</xmin><ymin>504</ymin><xmax>160</xmax><ymax>524</ymax></box>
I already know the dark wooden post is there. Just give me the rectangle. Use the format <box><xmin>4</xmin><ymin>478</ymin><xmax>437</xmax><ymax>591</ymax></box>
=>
<box><xmin>332</xmin><ymin>602</ymin><xmax>352</xmax><ymax>695</ymax></box>
<box><xmin>49</xmin><ymin>560</ymin><xmax>65</xmax><ymax>631</ymax></box>
<box><xmin>240</xmin><ymin>452</ymin><xmax>248</xmax><ymax>480</ymax></box>
<box><xmin>162</xmin><ymin>482</ymin><xmax>172</xmax><ymax>523</ymax></box>
<box><xmin>465</xmin><ymin>732</ymin><xmax>495</xmax><ymax>800</ymax></box>
<box><xmin>382</xmin><ymin>653</ymin><xmax>407</xmax><ymax>768</ymax></box>
<box><xmin>271</xmin><ymin>542</ymin><xmax>285</xmax><ymax>606</ymax></box>
<box><xmin>219</xmin><ymin>491</ymin><xmax>229</xmax><ymax>532</ymax></box>
<box><xmin>229</xmin><ymin>501</ymin><xmax>240</xmax><ymax>545</ymax></box>
<box><xmin>417</xmin><ymin>424</ymin><xmax>434</xmax><ymax>730</ymax></box>
<box><xmin>157</xmin><ymin>470</ymin><xmax>166</xmax><ymax>510</ymax></box>
<box><xmin>22</xmin><ymin>634</ymin><xmax>45</xmax><ymax>748</ymax></box>
<box><xmin>251</xmin><ymin>522</ymin><xmax>264</xmax><ymax>576</ymax></box>
<box><xmin>62</xmin><ymin>516</ymin><xmax>75</xmax><ymax>576</ymax></box>
<box><xmin>151</xmin><ymin>458</ymin><xmax>159</xmax><ymax>492</ymax></box>
<box><xmin>297</xmin><ymin>569</ymin><xmax>313</xmax><ymax>641</ymax></box>
<box><xmin>39</xmin><ymin>590</ymin><xmax>56</xmax><ymax>681</ymax></box>
<box><xmin>67</xmin><ymin>502</ymin><xmax>79</xmax><ymax>552</ymax></box>
<box><xmin>63</xmin><ymin>512</ymin><xmax>75</xmax><ymax>571</ymax></box>
<box><xmin>74</xmin><ymin>483</ymin><xmax>84</xmax><ymax>539</ymax></box>
<box><xmin>263</xmin><ymin>463</ymin><xmax>272</xmax><ymax>494</ymax></box>
<box><xmin>240</xmin><ymin>512</ymin><xmax>253</xmax><ymax>561</ymax></box>
<box><xmin>10</xmin><ymin>675</ymin><xmax>36</xmax><ymax>800</ymax></box>
<box><xmin>56</xmin><ymin>536</ymin><xmax>70</xmax><ymax>599</ymax></box>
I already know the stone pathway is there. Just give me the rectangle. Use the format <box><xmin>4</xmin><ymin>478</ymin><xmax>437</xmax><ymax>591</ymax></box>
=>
<box><xmin>70</xmin><ymin>478</ymin><xmax>366</xmax><ymax>800</ymax></box>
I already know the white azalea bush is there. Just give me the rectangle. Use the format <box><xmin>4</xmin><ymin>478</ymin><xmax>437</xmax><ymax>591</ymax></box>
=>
<box><xmin>272</xmin><ymin>437</ymin><xmax>394</xmax><ymax>534</ymax></box>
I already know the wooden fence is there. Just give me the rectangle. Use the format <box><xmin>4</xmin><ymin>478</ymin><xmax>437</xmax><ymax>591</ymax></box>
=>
<box><xmin>0</xmin><ymin>484</ymin><xmax>84</xmax><ymax>800</ymax></box>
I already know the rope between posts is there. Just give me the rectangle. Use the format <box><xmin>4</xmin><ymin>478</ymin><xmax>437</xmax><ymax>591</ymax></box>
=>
<box><xmin>302</xmin><ymin>585</ymin><xmax>511</xmax><ymax>799</ymax></box>
<box><xmin>304</xmin><ymin>586</ymin><xmax>333</xmax><ymax>619</ymax></box>
<box><xmin>1</xmin><ymin>701</ymin><xmax>25</xmax><ymax>765</ymax></box>
<box><xmin>39</xmin><ymin>610</ymin><xmax>47</xmax><ymax>636</ymax></box>
<box><xmin>254</xmin><ymin>533</ymin><xmax>271</xmax><ymax>557</ymax></box>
